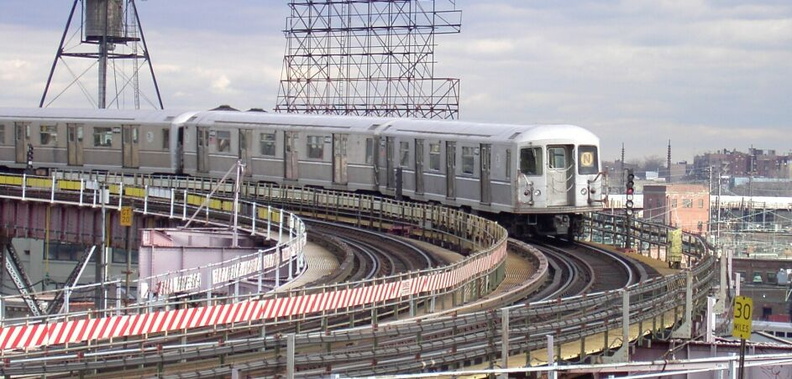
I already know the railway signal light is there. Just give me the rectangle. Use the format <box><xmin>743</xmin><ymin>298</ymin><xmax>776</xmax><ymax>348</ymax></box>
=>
<box><xmin>625</xmin><ymin>169</ymin><xmax>635</xmax><ymax>215</ymax></box>
<box><xmin>26</xmin><ymin>143</ymin><xmax>34</xmax><ymax>171</ymax></box>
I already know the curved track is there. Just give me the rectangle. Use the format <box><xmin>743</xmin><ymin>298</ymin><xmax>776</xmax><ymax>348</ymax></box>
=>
<box><xmin>0</xmin><ymin>235</ymin><xmax>698</xmax><ymax>378</ymax></box>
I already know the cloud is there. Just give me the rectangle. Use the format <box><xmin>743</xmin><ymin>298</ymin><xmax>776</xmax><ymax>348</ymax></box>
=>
<box><xmin>1</xmin><ymin>0</ymin><xmax>790</xmax><ymax>162</ymax></box>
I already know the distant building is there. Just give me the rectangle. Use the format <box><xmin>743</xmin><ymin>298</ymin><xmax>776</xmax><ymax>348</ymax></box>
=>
<box><xmin>693</xmin><ymin>149</ymin><xmax>749</xmax><ymax>180</ymax></box>
<box><xmin>693</xmin><ymin>148</ymin><xmax>792</xmax><ymax>180</ymax></box>
<box><xmin>643</xmin><ymin>184</ymin><xmax>710</xmax><ymax>234</ymax></box>
<box><xmin>669</xmin><ymin>161</ymin><xmax>688</xmax><ymax>183</ymax></box>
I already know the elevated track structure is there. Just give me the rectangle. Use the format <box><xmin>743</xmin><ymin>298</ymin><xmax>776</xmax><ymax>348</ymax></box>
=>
<box><xmin>0</xmin><ymin>171</ymin><xmax>718</xmax><ymax>377</ymax></box>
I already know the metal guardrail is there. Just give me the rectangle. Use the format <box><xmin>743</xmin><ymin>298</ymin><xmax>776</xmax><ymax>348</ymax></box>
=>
<box><xmin>0</xmin><ymin>171</ymin><xmax>721</xmax><ymax>375</ymax></box>
<box><xmin>0</xmin><ymin>171</ymin><xmax>509</xmax><ymax>352</ymax></box>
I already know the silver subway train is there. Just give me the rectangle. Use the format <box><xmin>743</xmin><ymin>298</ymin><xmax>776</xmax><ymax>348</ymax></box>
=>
<box><xmin>0</xmin><ymin>107</ymin><xmax>606</xmax><ymax>237</ymax></box>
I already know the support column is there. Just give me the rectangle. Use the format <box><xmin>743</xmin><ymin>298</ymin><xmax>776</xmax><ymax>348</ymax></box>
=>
<box><xmin>671</xmin><ymin>270</ymin><xmax>694</xmax><ymax>339</ymax></box>
<box><xmin>602</xmin><ymin>289</ymin><xmax>630</xmax><ymax>363</ymax></box>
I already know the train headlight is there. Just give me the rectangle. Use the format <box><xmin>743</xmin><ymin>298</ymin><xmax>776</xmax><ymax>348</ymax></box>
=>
<box><xmin>580</xmin><ymin>188</ymin><xmax>588</xmax><ymax>195</ymax></box>
<box><xmin>534</xmin><ymin>190</ymin><xmax>541</xmax><ymax>197</ymax></box>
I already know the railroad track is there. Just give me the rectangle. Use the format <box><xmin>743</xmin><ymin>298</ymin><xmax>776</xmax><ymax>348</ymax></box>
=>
<box><xmin>307</xmin><ymin>220</ymin><xmax>440</xmax><ymax>281</ymax></box>
<box><xmin>0</xmin><ymin>238</ymin><xmax>676</xmax><ymax>378</ymax></box>
<box><xmin>0</xmin><ymin>174</ymin><xmax>714</xmax><ymax>378</ymax></box>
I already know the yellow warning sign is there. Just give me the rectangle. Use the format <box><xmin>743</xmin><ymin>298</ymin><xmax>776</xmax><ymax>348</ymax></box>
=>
<box><xmin>120</xmin><ymin>207</ymin><xmax>133</xmax><ymax>227</ymax></box>
<box><xmin>732</xmin><ymin>296</ymin><xmax>753</xmax><ymax>339</ymax></box>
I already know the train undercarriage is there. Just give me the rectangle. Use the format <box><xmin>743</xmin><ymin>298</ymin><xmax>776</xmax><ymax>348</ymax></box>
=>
<box><xmin>490</xmin><ymin>211</ymin><xmax>584</xmax><ymax>241</ymax></box>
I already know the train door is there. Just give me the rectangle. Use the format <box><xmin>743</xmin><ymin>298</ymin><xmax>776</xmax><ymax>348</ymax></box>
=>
<box><xmin>122</xmin><ymin>125</ymin><xmax>140</xmax><ymax>169</ymax></box>
<box><xmin>284</xmin><ymin>131</ymin><xmax>299</xmax><ymax>180</ymax></box>
<box><xmin>372</xmin><ymin>136</ymin><xmax>381</xmax><ymax>187</ymax></box>
<box><xmin>480</xmin><ymin>144</ymin><xmax>491</xmax><ymax>205</ymax></box>
<box><xmin>238</xmin><ymin>129</ymin><xmax>252</xmax><ymax>175</ymax></box>
<box><xmin>546</xmin><ymin>145</ymin><xmax>573</xmax><ymax>206</ymax></box>
<box><xmin>176</xmin><ymin>126</ymin><xmax>184</xmax><ymax>173</ymax></box>
<box><xmin>415</xmin><ymin>139</ymin><xmax>424</xmax><ymax>195</ymax></box>
<box><xmin>445</xmin><ymin>141</ymin><xmax>456</xmax><ymax>199</ymax></box>
<box><xmin>14</xmin><ymin>122</ymin><xmax>29</xmax><ymax>164</ymax></box>
<box><xmin>67</xmin><ymin>124</ymin><xmax>84</xmax><ymax>166</ymax></box>
<box><xmin>196</xmin><ymin>127</ymin><xmax>209</xmax><ymax>173</ymax></box>
<box><xmin>332</xmin><ymin>133</ymin><xmax>348</xmax><ymax>185</ymax></box>
<box><xmin>386</xmin><ymin>137</ymin><xmax>395</xmax><ymax>190</ymax></box>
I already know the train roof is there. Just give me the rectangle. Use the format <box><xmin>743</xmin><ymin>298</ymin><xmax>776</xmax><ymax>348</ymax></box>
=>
<box><xmin>383</xmin><ymin>118</ymin><xmax>599</xmax><ymax>145</ymax></box>
<box><xmin>0</xmin><ymin>107</ymin><xmax>184</xmax><ymax>124</ymax></box>
<box><xmin>190</xmin><ymin>110</ymin><xmax>599</xmax><ymax>144</ymax></box>
<box><xmin>0</xmin><ymin>108</ymin><xmax>600</xmax><ymax>146</ymax></box>
<box><xmin>186</xmin><ymin>110</ymin><xmax>393</xmax><ymax>131</ymax></box>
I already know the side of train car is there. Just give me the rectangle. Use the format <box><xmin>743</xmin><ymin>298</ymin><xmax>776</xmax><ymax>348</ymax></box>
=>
<box><xmin>0</xmin><ymin>108</ymin><xmax>183</xmax><ymax>174</ymax></box>
<box><xmin>0</xmin><ymin>107</ymin><xmax>605</xmax><ymax>237</ymax></box>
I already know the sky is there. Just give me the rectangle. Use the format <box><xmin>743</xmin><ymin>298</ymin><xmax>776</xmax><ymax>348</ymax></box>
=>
<box><xmin>0</xmin><ymin>0</ymin><xmax>790</xmax><ymax>163</ymax></box>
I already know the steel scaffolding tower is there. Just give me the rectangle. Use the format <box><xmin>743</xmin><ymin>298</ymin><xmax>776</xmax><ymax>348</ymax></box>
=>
<box><xmin>275</xmin><ymin>0</ymin><xmax>461</xmax><ymax>119</ymax></box>
<box><xmin>40</xmin><ymin>0</ymin><xmax>163</xmax><ymax>109</ymax></box>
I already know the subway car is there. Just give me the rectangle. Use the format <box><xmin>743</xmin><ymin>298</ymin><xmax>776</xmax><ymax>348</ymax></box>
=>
<box><xmin>0</xmin><ymin>107</ymin><xmax>606</xmax><ymax>238</ymax></box>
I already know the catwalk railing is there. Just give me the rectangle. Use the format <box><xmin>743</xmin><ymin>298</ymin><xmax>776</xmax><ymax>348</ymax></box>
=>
<box><xmin>0</xmin><ymin>171</ymin><xmax>508</xmax><ymax>352</ymax></box>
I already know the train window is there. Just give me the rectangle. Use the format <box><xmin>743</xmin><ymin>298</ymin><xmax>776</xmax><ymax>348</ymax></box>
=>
<box><xmin>93</xmin><ymin>127</ymin><xmax>113</xmax><ymax>147</ymax></box>
<box><xmin>506</xmin><ymin>149</ymin><xmax>511</xmax><ymax>179</ymax></box>
<box><xmin>365</xmin><ymin>138</ymin><xmax>374</xmax><ymax>164</ymax></box>
<box><xmin>548</xmin><ymin>147</ymin><xmax>566</xmax><ymax>169</ymax></box>
<box><xmin>307</xmin><ymin>135</ymin><xmax>324</xmax><ymax>159</ymax></box>
<box><xmin>40</xmin><ymin>125</ymin><xmax>57</xmax><ymax>145</ymax></box>
<box><xmin>399</xmin><ymin>141</ymin><xmax>410</xmax><ymax>167</ymax></box>
<box><xmin>216</xmin><ymin>130</ymin><xmax>231</xmax><ymax>152</ymax></box>
<box><xmin>260</xmin><ymin>132</ymin><xmax>276</xmax><ymax>156</ymax></box>
<box><xmin>520</xmin><ymin>147</ymin><xmax>542</xmax><ymax>176</ymax></box>
<box><xmin>162</xmin><ymin>129</ymin><xmax>170</xmax><ymax>149</ymax></box>
<box><xmin>578</xmin><ymin>145</ymin><xmax>599</xmax><ymax>174</ymax></box>
<box><xmin>0</xmin><ymin>125</ymin><xmax>4</xmax><ymax>144</ymax></box>
<box><xmin>429</xmin><ymin>143</ymin><xmax>441</xmax><ymax>171</ymax></box>
<box><xmin>462</xmin><ymin>146</ymin><xmax>475</xmax><ymax>174</ymax></box>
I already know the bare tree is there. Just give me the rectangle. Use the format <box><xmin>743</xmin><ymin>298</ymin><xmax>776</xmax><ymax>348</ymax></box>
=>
<box><xmin>642</xmin><ymin>155</ymin><xmax>665</xmax><ymax>172</ymax></box>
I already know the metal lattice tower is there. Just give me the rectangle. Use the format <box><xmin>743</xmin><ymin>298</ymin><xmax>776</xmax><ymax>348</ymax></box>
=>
<box><xmin>40</xmin><ymin>0</ymin><xmax>163</xmax><ymax>109</ymax></box>
<box><xmin>275</xmin><ymin>0</ymin><xmax>461</xmax><ymax>119</ymax></box>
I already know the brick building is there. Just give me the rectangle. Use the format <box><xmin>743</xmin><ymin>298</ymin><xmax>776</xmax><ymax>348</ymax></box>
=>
<box><xmin>643</xmin><ymin>184</ymin><xmax>710</xmax><ymax>234</ymax></box>
<box><xmin>692</xmin><ymin>148</ymin><xmax>792</xmax><ymax>180</ymax></box>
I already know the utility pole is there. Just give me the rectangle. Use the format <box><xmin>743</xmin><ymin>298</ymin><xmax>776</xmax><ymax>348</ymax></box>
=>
<box><xmin>708</xmin><ymin>166</ymin><xmax>713</xmax><ymax>237</ymax></box>
<box><xmin>620</xmin><ymin>143</ymin><xmax>625</xmax><ymax>191</ymax></box>
<box><xmin>666</xmin><ymin>140</ymin><xmax>672</xmax><ymax>183</ymax></box>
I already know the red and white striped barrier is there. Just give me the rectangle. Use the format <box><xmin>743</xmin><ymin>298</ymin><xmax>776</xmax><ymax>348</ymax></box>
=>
<box><xmin>0</xmin><ymin>243</ymin><xmax>506</xmax><ymax>351</ymax></box>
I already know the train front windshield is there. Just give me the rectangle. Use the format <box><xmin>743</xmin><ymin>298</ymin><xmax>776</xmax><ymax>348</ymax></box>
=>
<box><xmin>520</xmin><ymin>147</ymin><xmax>542</xmax><ymax>176</ymax></box>
<box><xmin>578</xmin><ymin>145</ymin><xmax>599</xmax><ymax>175</ymax></box>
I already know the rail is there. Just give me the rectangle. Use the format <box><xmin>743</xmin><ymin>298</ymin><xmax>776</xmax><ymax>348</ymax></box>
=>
<box><xmin>0</xmin><ymin>171</ymin><xmax>509</xmax><ymax>352</ymax></box>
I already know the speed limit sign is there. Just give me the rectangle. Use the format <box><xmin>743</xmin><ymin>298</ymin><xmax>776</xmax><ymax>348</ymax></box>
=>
<box><xmin>732</xmin><ymin>296</ymin><xmax>753</xmax><ymax>340</ymax></box>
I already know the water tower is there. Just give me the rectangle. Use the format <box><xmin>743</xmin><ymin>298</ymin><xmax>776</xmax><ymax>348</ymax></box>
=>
<box><xmin>40</xmin><ymin>0</ymin><xmax>163</xmax><ymax>109</ymax></box>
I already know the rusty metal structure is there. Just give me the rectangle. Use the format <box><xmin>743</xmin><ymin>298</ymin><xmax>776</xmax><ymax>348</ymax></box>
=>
<box><xmin>275</xmin><ymin>0</ymin><xmax>461</xmax><ymax>119</ymax></box>
<box><xmin>40</xmin><ymin>0</ymin><xmax>163</xmax><ymax>109</ymax></box>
